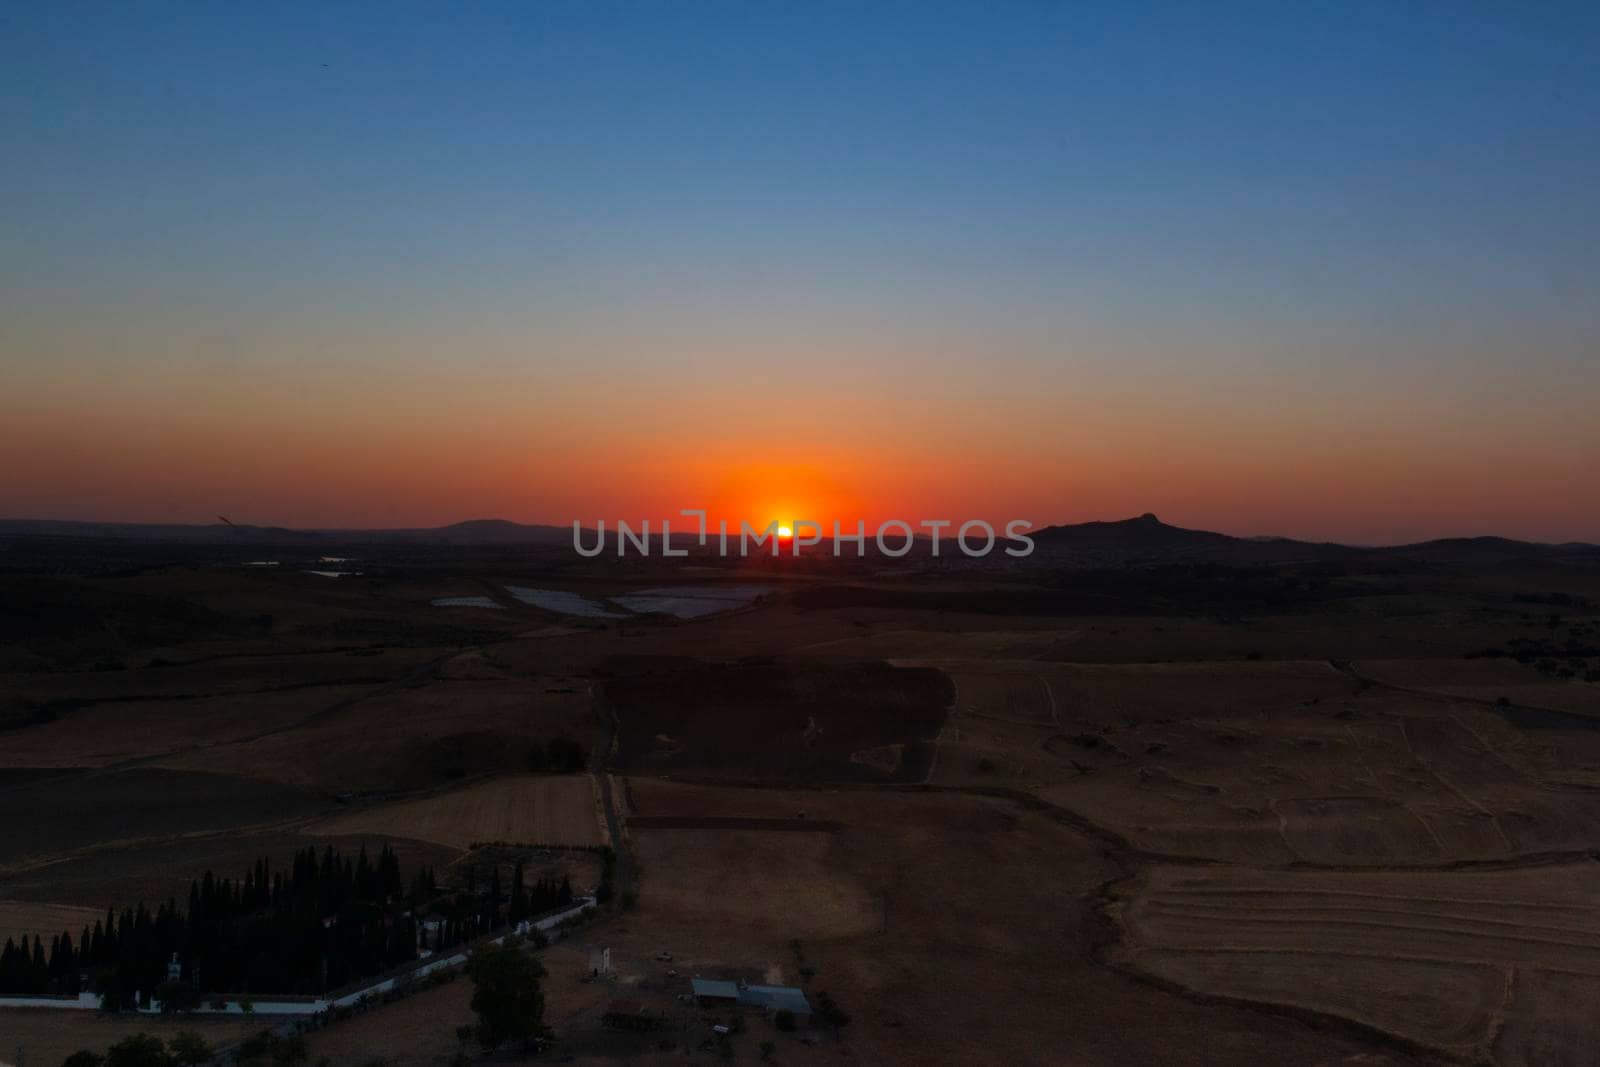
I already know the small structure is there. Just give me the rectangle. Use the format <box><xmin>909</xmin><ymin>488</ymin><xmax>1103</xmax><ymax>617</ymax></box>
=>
<box><xmin>691</xmin><ymin>977</ymin><xmax>740</xmax><ymax>1005</ymax></box>
<box><xmin>588</xmin><ymin>944</ymin><xmax>613</xmax><ymax>977</ymax></box>
<box><xmin>166</xmin><ymin>953</ymin><xmax>182</xmax><ymax>982</ymax></box>
<box><xmin>691</xmin><ymin>977</ymin><xmax>813</xmax><ymax>1019</ymax></box>
<box><xmin>738</xmin><ymin>984</ymin><xmax>813</xmax><ymax>1018</ymax></box>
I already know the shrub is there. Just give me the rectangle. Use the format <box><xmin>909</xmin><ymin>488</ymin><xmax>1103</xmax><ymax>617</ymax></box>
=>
<box><xmin>155</xmin><ymin>980</ymin><xmax>200</xmax><ymax>1014</ymax></box>
<box><xmin>166</xmin><ymin>1032</ymin><xmax>213</xmax><ymax>1067</ymax></box>
<box><xmin>105</xmin><ymin>1035</ymin><xmax>170</xmax><ymax>1067</ymax></box>
<box><xmin>814</xmin><ymin>991</ymin><xmax>850</xmax><ymax>1029</ymax></box>
<box><xmin>468</xmin><ymin>942</ymin><xmax>547</xmax><ymax>1049</ymax></box>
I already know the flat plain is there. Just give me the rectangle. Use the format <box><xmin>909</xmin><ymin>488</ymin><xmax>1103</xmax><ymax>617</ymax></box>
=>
<box><xmin>307</xmin><ymin>773</ymin><xmax>606</xmax><ymax>848</ymax></box>
<box><xmin>2</xmin><ymin>541</ymin><xmax>1598</xmax><ymax>1063</ymax></box>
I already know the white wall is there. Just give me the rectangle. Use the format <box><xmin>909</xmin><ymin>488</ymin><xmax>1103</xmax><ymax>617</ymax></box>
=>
<box><xmin>0</xmin><ymin>897</ymin><xmax>598</xmax><ymax>1017</ymax></box>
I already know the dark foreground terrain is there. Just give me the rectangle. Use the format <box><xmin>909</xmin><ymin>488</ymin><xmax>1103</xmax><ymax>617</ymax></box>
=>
<box><xmin>2</xmin><ymin>521</ymin><xmax>1599</xmax><ymax>1065</ymax></box>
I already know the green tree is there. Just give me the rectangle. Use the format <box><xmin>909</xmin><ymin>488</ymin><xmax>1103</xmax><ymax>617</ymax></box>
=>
<box><xmin>167</xmin><ymin>1031</ymin><xmax>213</xmax><ymax>1067</ymax></box>
<box><xmin>509</xmin><ymin>859</ymin><xmax>528</xmax><ymax>926</ymax></box>
<box><xmin>814</xmin><ymin>990</ymin><xmax>850</xmax><ymax>1029</ymax></box>
<box><xmin>61</xmin><ymin>1052</ymin><xmax>105</xmax><ymax>1067</ymax></box>
<box><xmin>105</xmin><ymin>1034</ymin><xmax>173</xmax><ymax>1067</ymax></box>
<box><xmin>467</xmin><ymin>942</ymin><xmax>547</xmax><ymax>1049</ymax></box>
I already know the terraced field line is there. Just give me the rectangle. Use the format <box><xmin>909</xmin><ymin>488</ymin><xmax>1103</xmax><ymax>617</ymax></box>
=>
<box><xmin>1266</xmin><ymin>798</ymin><xmax>1307</xmax><ymax>863</ymax></box>
<box><xmin>1406</xmin><ymin>802</ymin><xmax>1452</xmax><ymax>855</ymax></box>
<box><xmin>1395</xmin><ymin>717</ymin><xmax>1515</xmax><ymax>855</ymax></box>
<box><xmin>1344</xmin><ymin>723</ymin><xmax>1383</xmax><ymax>792</ymax></box>
<box><xmin>1448</xmin><ymin>711</ymin><xmax>1531</xmax><ymax>782</ymax></box>
<box><xmin>923</xmin><ymin>673</ymin><xmax>960</xmax><ymax>784</ymax></box>
<box><xmin>1485</xmin><ymin>964</ymin><xmax>1515</xmax><ymax>1060</ymax></box>
<box><xmin>1040</xmin><ymin>674</ymin><xmax>1062</xmax><ymax>728</ymax></box>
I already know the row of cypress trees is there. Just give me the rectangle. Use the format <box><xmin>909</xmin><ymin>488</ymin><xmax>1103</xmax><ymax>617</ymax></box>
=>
<box><xmin>0</xmin><ymin>844</ymin><xmax>421</xmax><ymax>1004</ymax></box>
<box><xmin>0</xmin><ymin>846</ymin><xmax>578</xmax><ymax>1005</ymax></box>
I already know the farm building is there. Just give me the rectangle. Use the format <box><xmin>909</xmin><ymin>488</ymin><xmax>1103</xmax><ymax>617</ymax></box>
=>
<box><xmin>691</xmin><ymin>977</ymin><xmax>740</xmax><ymax>1004</ymax></box>
<box><xmin>738</xmin><ymin>984</ymin><xmax>813</xmax><ymax>1016</ymax></box>
<box><xmin>690</xmin><ymin>977</ymin><xmax>812</xmax><ymax>1017</ymax></box>
<box><xmin>588</xmin><ymin>945</ymin><xmax>613</xmax><ymax>977</ymax></box>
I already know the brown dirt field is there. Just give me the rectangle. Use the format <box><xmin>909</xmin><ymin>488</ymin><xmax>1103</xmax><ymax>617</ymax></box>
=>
<box><xmin>1038</xmin><ymin>659</ymin><xmax>1357</xmax><ymax>726</ymax></box>
<box><xmin>0</xmin><ymin>832</ymin><xmax>459</xmax><ymax>915</ymax></box>
<box><xmin>0</xmin><ymin>684</ymin><xmax>374</xmax><ymax>769</ymax></box>
<box><xmin>0</xmin><ymin>768</ymin><xmax>325</xmax><ymax>876</ymax></box>
<box><xmin>625</xmin><ymin>777</ymin><xmax>846</xmax><ymax>820</ymax></box>
<box><xmin>0</xmin><ymin>900</ymin><xmax>103</xmax><ymax>942</ymax></box>
<box><xmin>930</xmin><ymin>660</ymin><xmax>1363</xmax><ymax>795</ymax></box>
<box><xmin>946</xmin><ymin>668</ymin><xmax>1058</xmax><ymax>725</ymax></box>
<box><xmin>153</xmin><ymin>677</ymin><xmax>593</xmax><ymax>792</ymax></box>
<box><xmin>804</xmin><ymin>627</ymin><xmax>1085</xmax><ymax>659</ymax></box>
<box><xmin>12</xmin><ymin>560</ymin><xmax>1599</xmax><ymax>1063</ymax></box>
<box><xmin>1361</xmin><ymin>659</ymin><xmax>1600</xmax><ymax>715</ymax></box>
<box><xmin>0</xmin><ymin>1010</ymin><xmax>256</xmax><ymax>1065</ymax></box>
<box><xmin>307</xmin><ymin>774</ymin><xmax>606</xmax><ymax>848</ymax></box>
<box><xmin>1121</xmin><ymin>863</ymin><xmax>1600</xmax><ymax>1058</ymax></box>
<box><xmin>1493</xmin><ymin>966</ymin><xmax>1600</xmax><ymax>1066</ymax></box>
<box><xmin>304</xmin><ymin>972</ymin><xmax>478</xmax><ymax>1064</ymax></box>
<box><xmin>1053</xmin><ymin>610</ymin><xmax>1538</xmax><ymax>664</ymax></box>
<box><xmin>606</xmin><ymin>658</ymin><xmax>949</xmax><ymax>784</ymax></box>
<box><xmin>633</xmin><ymin>829</ymin><xmax>879</xmax><ymax>942</ymax></box>
<box><xmin>1012</xmin><ymin>679</ymin><xmax>1600</xmax><ymax>865</ymax></box>
<box><xmin>927</xmin><ymin>715</ymin><xmax>1076</xmax><ymax>788</ymax></box>
<box><xmin>618</xmin><ymin>780</ymin><xmax>1435</xmax><ymax>1066</ymax></box>
<box><xmin>3</xmin><ymin>647</ymin><xmax>438</xmax><ymax>706</ymax></box>
<box><xmin>490</xmin><ymin>601</ymin><xmax>1100</xmax><ymax>677</ymax></box>
<box><xmin>1134</xmin><ymin>949</ymin><xmax>1504</xmax><ymax>1054</ymax></box>
<box><xmin>1277</xmin><ymin>796</ymin><xmax>1447</xmax><ymax>864</ymax></box>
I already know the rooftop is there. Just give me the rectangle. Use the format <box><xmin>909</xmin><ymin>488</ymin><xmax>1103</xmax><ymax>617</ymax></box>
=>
<box><xmin>691</xmin><ymin>977</ymin><xmax>740</xmax><ymax>999</ymax></box>
<box><xmin>738</xmin><ymin>984</ymin><xmax>814</xmax><ymax>1014</ymax></box>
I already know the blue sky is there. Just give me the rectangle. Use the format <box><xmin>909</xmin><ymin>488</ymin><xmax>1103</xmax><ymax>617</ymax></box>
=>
<box><xmin>3</xmin><ymin>2</ymin><xmax>1598</xmax><ymax>538</ymax></box>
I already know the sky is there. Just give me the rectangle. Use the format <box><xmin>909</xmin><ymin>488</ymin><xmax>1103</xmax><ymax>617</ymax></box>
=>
<box><xmin>2</xmin><ymin>2</ymin><xmax>1598</xmax><ymax>543</ymax></box>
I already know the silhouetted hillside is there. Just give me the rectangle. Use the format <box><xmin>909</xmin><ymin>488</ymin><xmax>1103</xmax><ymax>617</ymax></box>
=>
<box><xmin>0</xmin><ymin>514</ymin><xmax>1591</xmax><ymax>562</ymax></box>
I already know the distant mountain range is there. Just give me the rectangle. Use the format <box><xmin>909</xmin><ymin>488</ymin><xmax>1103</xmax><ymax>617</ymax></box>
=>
<box><xmin>1029</xmin><ymin>513</ymin><xmax>1599</xmax><ymax>563</ymax></box>
<box><xmin>1</xmin><ymin>513</ymin><xmax>1595</xmax><ymax>563</ymax></box>
<box><xmin>0</xmin><ymin>517</ymin><xmax>572</xmax><ymax>546</ymax></box>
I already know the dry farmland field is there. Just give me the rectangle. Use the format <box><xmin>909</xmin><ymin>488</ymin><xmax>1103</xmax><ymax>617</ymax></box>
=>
<box><xmin>0</xmin><ymin>900</ymin><xmax>102</xmax><ymax>943</ymax></box>
<box><xmin>0</xmin><ymin>1011</ymin><xmax>258</xmax><ymax>1065</ymax></box>
<box><xmin>1118</xmin><ymin>862</ymin><xmax>1600</xmax><ymax>1062</ymax></box>
<box><xmin>604</xmin><ymin>656</ymin><xmax>951</xmax><ymax>783</ymax></box>
<box><xmin>3</xmin><ymin>534</ymin><xmax>1600</xmax><ymax>1064</ymax></box>
<box><xmin>308</xmin><ymin>773</ymin><xmax>606</xmax><ymax>848</ymax></box>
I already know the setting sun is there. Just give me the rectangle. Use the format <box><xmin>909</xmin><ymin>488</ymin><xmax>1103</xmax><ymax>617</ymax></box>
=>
<box><xmin>777</xmin><ymin>524</ymin><xmax>794</xmax><ymax>538</ymax></box>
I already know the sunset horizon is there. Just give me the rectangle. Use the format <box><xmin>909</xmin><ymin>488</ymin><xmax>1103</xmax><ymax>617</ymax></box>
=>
<box><xmin>4</xmin><ymin>6</ymin><xmax>1600</xmax><ymax>1064</ymax></box>
<box><xmin>5</xmin><ymin>505</ymin><xmax>1596</xmax><ymax>550</ymax></box>
<box><xmin>5</xmin><ymin>5</ymin><xmax>1598</xmax><ymax>548</ymax></box>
